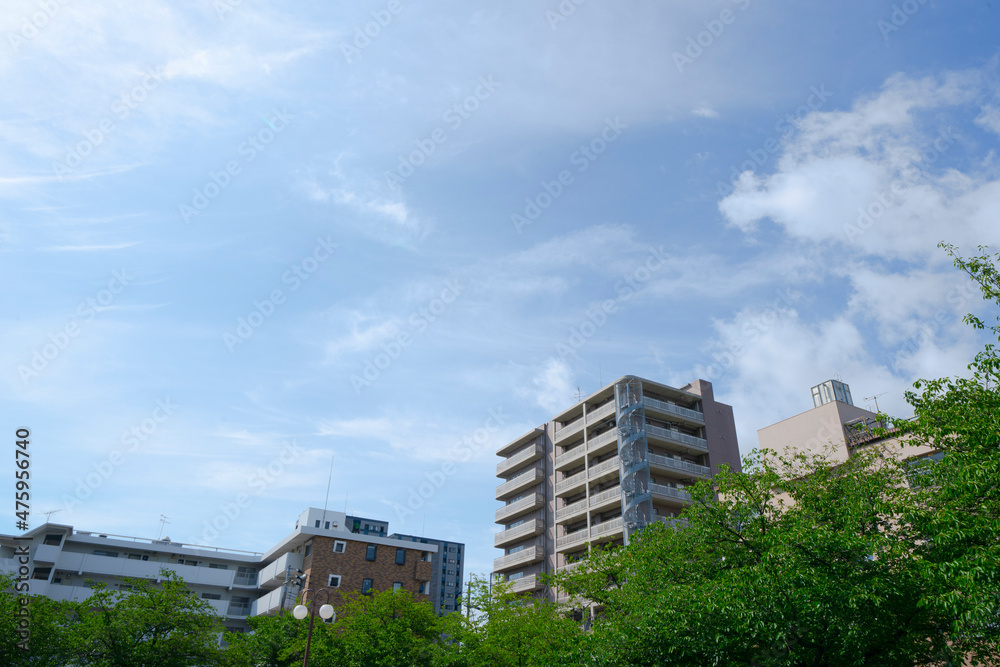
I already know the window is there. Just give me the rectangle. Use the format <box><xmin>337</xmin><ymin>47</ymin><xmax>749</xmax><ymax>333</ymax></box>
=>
<box><xmin>448</xmin><ymin>558</ymin><xmax>456</xmax><ymax>564</ymax></box>
<box><xmin>418</xmin><ymin>582</ymin><xmax>426</xmax><ymax>594</ymax></box>
<box><xmin>395</xmin><ymin>548</ymin><xmax>406</xmax><ymax>565</ymax></box>
<box><xmin>208</xmin><ymin>562</ymin><xmax>227</xmax><ymax>569</ymax></box>
<box><xmin>421</xmin><ymin>551</ymin><xmax>431</xmax><ymax>562</ymax></box>
<box><xmin>333</xmin><ymin>540</ymin><xmax>346</xmax><ymax>554</ymax></box>
<box><xmin>325</xmin><ymin>521</ymin><xmax>330</xmax><ymax>529</ymax></box>
<box><xmin>362</xmin><ymin>578</ymin><xmax>373</xmax><ymax>595</ymax></box>
<box><xmin>128</xmin><ymin>554</ymin><xmax>150</xmax><ymax>561</ymax></box>
<box><xmin>178</xmin><ymin>559</ymin><xmax>199</xmax><ymax>566</ymax></box>
<box><xmin>393</xmin><ymin>582</ymin><xmax>402</xmax><ymax>592</ymax></box>
<box><xmin>43</xmin><ymin>534</ymin><xmax>62</xmax><ymax>546</ymax></box>
<box><xmin>304</xmin><ymin>544</ymin><xmax>311</xmax><ymax>557</ymax></box>
<box><xmin>328</xmin><ymin>575</ymin><xmax>341</xmax><ymax>588</ymax></box>
<box><xmin>366</xmin><ymin>545</ymin><xmax>377</xmax><ymax>561</ymax></box>
<box><xmin>32</xmin><ymin>567</ymin><xmax>51</xmax><ymax>581</ymax></box>
<box><xmin>201</xmin><ymin>593</ymin><xmax>222</xmax><ymax>600</ymax></box>
<box><xmin>315</xmin><ymin>520</ymin><xmax>321</xmax><ymax>528</ymax></box>
<box><xmin>93</xmin><ymin>550</ymin><xmax>118</xmax><ymax>558</ymax></box>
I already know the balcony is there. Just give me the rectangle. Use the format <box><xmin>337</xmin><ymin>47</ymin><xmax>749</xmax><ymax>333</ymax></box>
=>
<box><xmin>645</xmin><ymin>424</ymin><xmax>708</xmax><ymax>453</ymax></box>
<box><xmin>494</xmin><ymin>546</ymin><xmax>542</xmax><ymax>572</ymax></box>
<box><xmin>586</xmin><ymin>429</ymin><xmax>618</xmax><ymax>455</ymax></box>
<box><xmin>643</xmin><ymin>396</ymin><xmax>704</xmax><ymax>424</ymax></box>
<box><xmin>510</xmin><ymin>574</ymin><xmax>541</xmax><ymax>593</ymax></box>
<box><xmin>554</xmin><ymin>444</ymin><xmax>586</xmax><ymax>471</ymax></box>
<box><xmin>590</xmin><ymin>517</ymin><xmax>623</xmax><ymax>540</ymax></box>
<box><xmin>32</xmin><ymin>544</ymin><xmax>61</xmax><ymax>564</ymax></box>
<box><xmin>495</xmin><ymin>466</ymin><xmax>545</xmax><ymax>500</ymax></box>
<box><xmin>497</xmin><ymin>443</ymin><xmax>545</xmax><ymax>477</ymax></box>
<box><xmin>586</xmin><ymin>401</ymin><xmax>616</xmax><ymax>425</ymax></box>
<box><xmin>494</xmin><ymin>519</ymin><xmax>544</xmax><ymax>549</ymax></box>
<box><xmin>53</xmin><ymin>552</ymin><xmax>236</xmax><ymax>587</ymax></box>
<box><xmin>555</xmin><ymin>498</ymin><xmax>588</xmax><ymax>523</ymax></box>
<box><xmin>495</xmin><ymin>493</ymin><xmax>544</xmax><ymax>524</ymax></box>
<box><xmin>587</xmin><ymin>456</ymin><xmax>620</xmax><ymax>483</ymax></box>
<box><xmin>555</xmin><ymin>470</ymin><xmax>587</xmax><ymax>496</ymax></box>
<box><xmin>258</xmin><ymin>552</ymin><xmax>303</xmax><ymax>590</ymax></box>
<box><xmin>648</xmin><ymin>453</ymin><xmax>710</xmax><ymax>478</ymax></box>
<box><xmin>554</xmin><ymin>414</ymin><xmax>585</xmax><ymax>443</ymax></box>
<box><xmin>651</xmin><ymin>483</ymin><xmax>691</xmax><ymax>503</ymax></box>
<box><xmin>588</xmin><ymin>487</ymin><xmax>622</xmax><ymax>510</ymax></box>
<box><xmin>555</xmin><ymin>528</ymin><xmax>590</xmax><ymax>551</ymax></box>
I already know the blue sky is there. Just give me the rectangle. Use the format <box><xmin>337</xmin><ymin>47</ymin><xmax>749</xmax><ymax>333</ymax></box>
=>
<box><xmin>3</xmin><ymin>0</ymin><xmax>999</xmax><ymax>579</ymax></box>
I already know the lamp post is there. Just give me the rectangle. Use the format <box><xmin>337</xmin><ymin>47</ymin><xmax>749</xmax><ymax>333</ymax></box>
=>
<box><xmin>292</xmin><ymin>580</ymin><xmax>335</xmax><ymax>667</ymax></box>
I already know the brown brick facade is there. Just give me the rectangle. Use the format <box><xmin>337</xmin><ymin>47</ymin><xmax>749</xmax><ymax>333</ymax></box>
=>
<box><xmin>301</xmin><ymin>535</ymin><xmax>434</xmax><ymax>608</ymax></box>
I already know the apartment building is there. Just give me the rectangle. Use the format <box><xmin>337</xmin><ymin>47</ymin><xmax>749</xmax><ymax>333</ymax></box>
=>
<box><xmin>1</xmin><ymin>507</ymin><xmax>460</xmax><ymax>630</ymax></box>
<box><xmin>0</xmin><ymin>525</ymin><xmax>264</xmax><ymax>634</ymax></box>
<box><xmin>758</xmin><ymin>379</ymin><xmax>939</xmax><ymax>464</ymax></box>
<box><xmin>493</xmin><ymin>376</ymin><xmax>739</xmax><ymax>599</ymax></box>
<box><xmin>390</xmin><ymin>534</ymin><xmax>465</xmax><ymax>614</ymax></box>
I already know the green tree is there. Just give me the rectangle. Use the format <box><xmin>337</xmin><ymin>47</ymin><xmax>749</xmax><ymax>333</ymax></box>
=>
<box><xmin>443</xmin><ymin>575</ymin><xmax>582</xmax><ymax>667</ymax></box>
<box><xmin>221</xmin><ymin>612</ymin><xmax>305</xmax><ymax>667</ymax></box>
<box><xmin>0</xmin><ymin>573</ymin><xmax>77</xmax><ymax>666</ymax></box>
<box><xmin>69</xmin><ymin>570</ymin><xmax>224</xmax><ymax>667</ymax></box>
<box><xmin>329</xmin><ymin>588</ymin><xmax>443</xmax><ymax>667</ymax></box>
<box><xmin>895</xmin><ymin>243</ymin><xmax>1000</xmax><ymax>661</ymax></box>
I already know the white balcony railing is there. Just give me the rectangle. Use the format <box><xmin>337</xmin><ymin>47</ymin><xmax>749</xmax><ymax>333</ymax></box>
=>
<box><xmin>497</xmin><ymin>443</ymin><xmax>545</xmax><ymax>477</ymax></box>
<box><xmin>555</xmin><ymin>498</ymin><xmax>588</xmax><ymax>521</ymax></box>
<box><xmin>555</xmin><ymin>470</ymin><xmax>587</xmax><ymax>494</ymax></box>
<box><xmin>588</xmin><ymin>487</ymin><xmax>621</xmax><ymax>508</ymax></box>
<box><xmin>555</xmin><ymin>444</ymin><xmax>586</xmax><ymax>469</ymax></box>
<box><xmin>554</xmin><ymin>415</ymin><xmax>585</xmax><ymax>442</ymax></box>
<box><xmin>591</xmin><ymin>517</ymin><xmax>623</xmax><ymax>538</ymax></box>
<box><xmin>586</xmin><ymin>429</ymin><xmax>617</xmax><ymax>453</ymax></box>
<box><xmin>645</xmin><ymin>424</ymin><xmax>708</xmax><ymax>452</ymax></box>
<box><xmin>510</xmin><ymin>574</ymin><xmax>540</xmax><ymax>593</ymax></box>
<box><xmin>495</xmin><ymin>467</ymin><xmax>544</xmax><ymax>499</ymax></box>
<box><xmin>586</xmin><ymin>401</ymin><xmax>615</xmax><ymax>424</ymax></box>
<box><xmin>643</xmin><ymin>396</ymin><xmax>704</xmax><ymax>423</ymax></box>
<box><xmin>648</xmin><ymin>453</ymin><xmax>710</xmax><ymax>477</ymax></box>
<box><xmin>556</xmin><ymin>529</ymin><xmax>590</xmax><ymax>550</ymax></box>
<box><xmin>651</xmin><ymin>483</ymin><xmax>691</xmax><ymax>502</ymax></box>
<box><xmin>587</xmin><ymin>455</ymin><xmax>619</xmax><ymax>479</ymax></box>
<box><xmin>494</xmin><ymin>546</ymin><xmax>541</xmax><ymax>572</ymax></box>
<box><xmin>494</xmin><ymin>519</ymin><xmax>544</xmax><ymax>548</ymax></box>
<box><xmin>495</xmin><ymin>493</ymin><xmax>544</xmax><ymax>523</ymax></box>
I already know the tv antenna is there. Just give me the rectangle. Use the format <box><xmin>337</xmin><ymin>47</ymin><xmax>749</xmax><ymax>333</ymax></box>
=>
<box><xmin>42</xmin><ymin>509</ymin><xmax>61</xmax><ymax>522</ymax></box>
<box><xmin>157</xmin><ymin>514</ymin><xmax>171</xmax><ymax>540</ymax></box>
<box><xmin>574</xmin><ymin>386</ymin><xmax>583</xmax><ymax>403</ymax></box>
<box><xmin>864</xmin><ymin>392</ymin><xmax>887</xmax><ymax>412</ymax></box>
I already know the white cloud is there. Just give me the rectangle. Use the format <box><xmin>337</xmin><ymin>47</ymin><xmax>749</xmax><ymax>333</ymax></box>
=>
<box><xmin>526</xmin><ymin>358</ymin><xmax>576</xmax><ymax>414</ymax></box>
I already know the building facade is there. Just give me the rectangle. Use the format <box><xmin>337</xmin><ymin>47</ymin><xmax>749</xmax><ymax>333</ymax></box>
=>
<box><xmin>1</xmin><ymin>507</ymin><xmax>462</xmax><ymax>631</ymax></box>
<box><xmin>390</xmin><ymin>534</ymin><xmax>465</xmax><ymax>614</ymax></box>
<box><xmin>493</xmin><ymin>376</ymin><xmax>739</xmax><ymax>599</ymax></box>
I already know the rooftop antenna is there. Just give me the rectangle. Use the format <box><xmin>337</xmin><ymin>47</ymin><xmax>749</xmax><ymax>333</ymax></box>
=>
<box><xmin>574</xmin><ymin>386</ymin><xmax>583</xmax><ymax>403</ymax></box>
<box><xmin>157</xmin><ymin>515</ymin><xmax>171</xmax><ymax>540</ymax></box>
<box><xmin>322</xmin><ymin>454</ymin><xmax>334</xmax><ymax>525</ymax></box>
<box><xmin>864</xmin><ymin>392</ymin><xmax>888</xmax><ymax>413</ymax></box>
<box><xmin>42</xmin><ymin>509</ymin><xmax>61</xmax><ymax>522</ymax></box>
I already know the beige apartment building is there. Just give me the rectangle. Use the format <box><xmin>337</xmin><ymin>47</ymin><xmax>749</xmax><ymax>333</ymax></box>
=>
<box><xmin>493</xmin><ymin>375</ymin><xmax>740</xmax><ymax>599</ymax></box>
<box><xmin>757</xmin><ymin>379</ymin><xmax>939</xmax><ymax>464</ymax></box>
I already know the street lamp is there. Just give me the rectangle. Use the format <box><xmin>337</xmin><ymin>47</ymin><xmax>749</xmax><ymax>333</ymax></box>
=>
<box><xmin>292</xmin><ymin>582</ymin><xmax>335</xmax><ymax>667</ymax></box>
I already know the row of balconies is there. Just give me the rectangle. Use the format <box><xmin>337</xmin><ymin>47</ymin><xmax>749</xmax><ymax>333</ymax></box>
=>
<box><xmin>642</xmin><ymin>396</ymin><xmax>704</xmax><ymax>425</ymax></box>
<box><xmin>495</xmin><ymin>466</ymin><xmax>545</xmax><ymax>500</ymax></box>
<box><xmin>493</xmin><ymin>518</ymin><xmax>545</xmax><ymax>548</ymax></box>
<box><xmin>495</xmin><ymin>492</ymin><xmax>545</xmax><ymax>524</ymax></box>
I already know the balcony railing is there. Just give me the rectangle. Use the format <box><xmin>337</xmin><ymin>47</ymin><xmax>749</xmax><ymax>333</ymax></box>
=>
<box><xmin>510</xmin><ymin>574</ymin><xmax>540</xmax><ymax>593</ymax></box>
<box><xmin>587</xmin><ymin>456</ymin><xmax>619</xmax><ymax>480</ymax></box>
<box><xmin>494</xmin><ymin>519</ymin><xmax>544</xmax><ymax>548</ymax></box>
<box><xmin>586</xmin><ymin>401</ymin><xmax>615</xmax><ymax>424</ymax></box>
<box><xmin>555</xmin><ymin>444</ymin><xmax>586</xmax><ymax>469</ymax></box>
<box><xmin>643</xmin><ymin>396</ymin><xmax>704</xmax><ymax>423</ymax></box>
<box><xmin>645</xmin><ymin>424</ymin><xmax>708</xmax><ymax>452</ymax></box>
<box><xmin>648</xmin><ymin>453</ymin><xmax>710</xmax><ymax>477</ymax></box>
<box><xmin>495</xmin><ymin>493</ymin><xmax>544</xmax><ymax>523</ymax></box>
<box><xmin>495</xmin><ymin>467</ymin><xmax>544</xmax><ymax>499</ymax></box>
<box><xmin>591</xmin><ymin>517</ymin><xmax>623</xmax><ymax>538</ymax></box>
<box><xmin>555</xmin><ymin>470</ymin><xmax>587</xmax><ymax>495</ymax></box>
<box><xmin>556</xmin><ymin>529</ymin><xmax>590</xmax><ymax>550</ymax></box>
<box><xmin>588</xmin><ymin>487</ymin><xmax>621</xmax><ymax>508</ymax></box>
<box><xmin>555</xmin><ymin>498</ymin><xmax>588</xmax><ymax>521</ymax></box>
<box><xmin>651</xmin><ymin>483</ymin><xmax>691</xmax><ymax>502</ymax></box>
<box><xmin>494</xmin><ymin>546</ymin><xmax>541</xmax><ymax>572</ymax></box>
<box><xmin>554</xmin><ymin>414</ymin><xmax>585</xmax><ymax>442</ymax></box>
<box><xmin>586</xmin><ymin>429</ymin><xmax>617</xmax><ymax>453</ymax></box>
<box><xmin>497</xmin><ymin>443</ymin><xmax>545</xmax><ymax>477</ymax></box>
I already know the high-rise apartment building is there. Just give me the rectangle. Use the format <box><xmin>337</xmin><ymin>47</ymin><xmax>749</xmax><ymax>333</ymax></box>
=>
<box><xmin>389</xmin><ymin>534</ymin><xmax>465</xmax><ymax>614</ymax></box>
<box><xmin>493</xmin><ymin>376</ymin><xmax>739</xmax><ymax>598</ymax></box>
